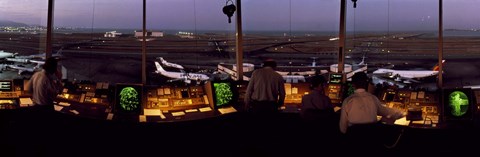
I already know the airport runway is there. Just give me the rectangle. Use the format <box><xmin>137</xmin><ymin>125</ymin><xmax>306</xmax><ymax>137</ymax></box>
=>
<box><xmin>3</xmin><ymin>32</ymin><xmax>480</xmax><ymax>89</ymax></box>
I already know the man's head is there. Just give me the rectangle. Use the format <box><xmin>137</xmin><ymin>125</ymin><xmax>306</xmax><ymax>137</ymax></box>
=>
<box><xmin>310</xmin><ymin>75</ymin><xmax>327</xmax><ymax>90</ymax></box>
<box><xmin>352</xmin><ymin>72</ymin><xmax>369</xmax><ymax>89</ymax></box>
<box><xmin>43</xmin><ymin>57</ymin><xmax>58</xmax><ymax>74</ymax></box>
<box><xmin>262</xmin><ymin>59</ymin><xmax>277</xmax><ymax>69</ymax></box>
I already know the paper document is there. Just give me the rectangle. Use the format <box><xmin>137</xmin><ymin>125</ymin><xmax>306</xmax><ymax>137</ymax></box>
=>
<box><xmin>394</xmin><ymin>117</ymin><xmax>410</xmax><ymax>126</ymax></box>
<box><xmin>185</xmin><ymin>109</ymin><xmax>198</xmax><ymax>113</ymax></box>
<box><xmin>106</xmin><ymin>113</ymin><xmax>114</xmax><ymax>120</ymax></box>
<box><xmin>171</xmin><ymin>111</ymin><xmax>185</xmax><ymax>116</ymax></box>
<box><xmin>334</xmin><ymin>106</ymin><xmax>341</xmax><ymax>112</ymax></box>
<box><xmin>144</xmin><ymin>109</ymin><xmax>162</xmax><ymax>116</ymax></box>
<box><xmin>19</xmin><ymin>98</ymin><xmax>33</xmax><ymax>107</ymax></box>
<box><xmin>54</xmin><ymin>105</ymin><xmax>64</xmax><ymax>111</ymax></box>
<box><xmin>218</xmin><ymin>107</ymin><xmax>237</xmax><ymax>114</ymax></box>
<box><xmin>143</xmin><ymin>109</ymin><xmax>166</xmax><ymax>119</ymax></box>
<box><xmin>69</xmin><ymin>110</ymin><xmax>79</xmax><ymax>115</ymax></box>
<box><xmin>58</xmin><ymin>102</ymin><xmax>71</xmax><ymax>107</ymax></box>
<box><xmin>139</xmin><ymin>115</ymin><xmax>147</xmax><ymax>122</ymax></box>
<box><xmin>199</xmin><ymin>107</ymin><xmax>212</xmax><ymax>112</ymax></box>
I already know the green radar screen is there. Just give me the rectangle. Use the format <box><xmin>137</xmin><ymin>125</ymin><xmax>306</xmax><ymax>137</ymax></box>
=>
<box><xmin>119</xmin><ymin>87</ymin><xmax>140</xmax><ymax>111</ymax></box>
<box><xmin>115</xmin><ymin>84</ymin><xmax>143</xmax><ymax>115</ymax></box>
<box><xmin>448</xmin><ymin>91</ymin><xmax>469</xmax><ymax>117</ymax></box>
<box><xmin>213</xmin><ymin>83</ymin><xmax>233</xmax><ymax>107</ymax></box>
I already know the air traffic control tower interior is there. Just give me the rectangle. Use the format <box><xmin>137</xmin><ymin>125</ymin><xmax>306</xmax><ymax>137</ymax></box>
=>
<box><xmin>1</xmin><ymin>0</ymin><xmax>480</xmax><ymax>156</ymax></box>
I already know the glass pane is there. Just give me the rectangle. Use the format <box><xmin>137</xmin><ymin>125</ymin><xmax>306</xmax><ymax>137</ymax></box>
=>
<box><xmin>444</xmin><ymin>0</ymin><xmax>480</xmax><ymax>88</ymax></box>
<box><xmin>347</xmin><ymin>0</ymin><xmax>439</xmax><ymax>90</ymax></box>
<box><xmin>54</xmin><ymin>0</ymin><xmax>142</xmax><ymax>84</ymax></box>
<box><xmin>146</xmin><ymin>0</ymin><xmax>236</xmax><ymax>85</ymax></box>
<box><xmin>243</xmin><ymin>0</ymin><xmax>339</xmax><ymax>80</ymax></box>
<box><xmin>0</xmin><ymin>0</ymin><xmax>48</xmax><ymax>79</ymax></box>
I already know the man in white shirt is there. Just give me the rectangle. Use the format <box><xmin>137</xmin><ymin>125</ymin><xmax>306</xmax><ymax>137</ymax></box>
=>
<box><xmin>339</xmin><ymin>72</ymin><xmax>403</xmax><ymax>134</ymax></box>
<box><xmin>244</xmin><ymin>59</ymin><xmax>285</xmax><ymax>113</ymax></box>
<box><xmin>339</xmin><ymin>72</ymin><xmax>403</xmax><ymax>154</ymax></box>
<box><xmin>26</xmin><ymin>57</ymin><xmax>63</xmax><ymax>110</ymax></box>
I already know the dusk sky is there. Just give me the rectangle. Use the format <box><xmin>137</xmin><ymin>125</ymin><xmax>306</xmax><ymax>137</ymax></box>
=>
<box><xmin>0</xmin><ymin>0</ymin><xmax>479</xmax><ymax>31</ymax></box>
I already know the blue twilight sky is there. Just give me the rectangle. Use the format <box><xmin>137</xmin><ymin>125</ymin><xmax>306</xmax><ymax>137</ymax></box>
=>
<box><xmin>0</xmin><ymin>0</ymin><xmax>479</xmax><ymax>31</ymax></box>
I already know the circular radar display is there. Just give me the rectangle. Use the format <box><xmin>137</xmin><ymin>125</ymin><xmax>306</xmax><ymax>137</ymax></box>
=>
<box><xmin>448</xmin><ymin>91</ymin><xmax>469</xmax><ymax>117</ymax></box>
<box><xmin>119</xmin><ymin>87</ymin><xmax>140</xmax><ymax>111</ymax></box>
<box><xmin>214</xmin><ymin>83</ymin><xmax>233</xmax><ymax>106</ymax></box>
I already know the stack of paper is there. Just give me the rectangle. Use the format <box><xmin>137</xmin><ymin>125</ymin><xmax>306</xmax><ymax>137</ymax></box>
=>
<box><xmin>218</xmin><ymin>107</ymin><xmax>237</xmax><ymax>114</ymax></box>
<box><xmin>19</xmin><ymin>98</ymin><xmax>33</xmax><ymax>107</ymax></box>
<box><xmin>199</xmin><ymin>107</ymin><xmax>212</xmax><ymax>112</ymax></box>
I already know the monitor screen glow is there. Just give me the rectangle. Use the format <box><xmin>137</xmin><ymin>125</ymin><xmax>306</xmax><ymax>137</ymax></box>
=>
<box><xmin>212</xmin><ymin>82</ymin><xmax>235</xmax><ymax>108</ymax></box>
<box><xmin>0</xmin><ymin>80</ymin><xmax>13</xmax><ymax>92</ymax></box>
<box><xmin>114</xmin><ymin>84</ymin><xmax>143</xmax><ymax>115</ymax></box>
<box><xmin>443</xmin><ymin>88</ymin><xmax>475</xmax><ymax>121</ymax></box>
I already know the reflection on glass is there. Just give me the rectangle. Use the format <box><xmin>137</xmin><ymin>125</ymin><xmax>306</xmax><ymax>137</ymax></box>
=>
<box><xmin>243</xmin><ymin>0</ymin><xmax>339</xmax><ymax>85</ymax></box>
<box><xmin>146</xmin><ymin>0</ymin><xmax>236</xmax><ymax>85</ymax></box>
<box><xmin>0</xmin><ymin>0</ymin><xmax>47</xmax><ymax>80</ymax></box>
<box><xmin>347</xmin><ymin>0</ymin><xmax>439</xmax><ymax>90</ymax></box>
<box><xmin>444</xmin><ymin>0</ymin><xmax>480</xmax><ymax>88</ymax></box>
<box><xmin>54</xmin><ymin>0</ymin><xmax>142</xmax><ymax>84</ymax></box>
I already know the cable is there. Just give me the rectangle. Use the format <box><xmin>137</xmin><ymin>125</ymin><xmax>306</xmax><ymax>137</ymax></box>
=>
<box><xmin>386</xmin><ymin>0</ymin><xmax>390</xmax><ymax>63</ymax></box>
<box><xmin>89</xmin><ymin>0</ymin><xmax>96</xmax><ymax>75</ymax></box>
<box><xmin>384</xmin><ymin>128</ymin><xmax>404</xmax><ymax>149</ymax></box>
<box><xmin>194</xmin><ymin>0</ymin><xmax>199</xmax><ymax>68</ymax></box>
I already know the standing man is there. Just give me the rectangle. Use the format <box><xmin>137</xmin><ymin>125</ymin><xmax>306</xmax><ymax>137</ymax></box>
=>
<box><xmin>244</xmin><ymin>59</ymin><xmax>285</xmax><ymax>113</ymax></box>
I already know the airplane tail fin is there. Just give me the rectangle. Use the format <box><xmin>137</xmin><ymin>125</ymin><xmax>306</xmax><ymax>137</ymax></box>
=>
<box><xmin>155</xmin><ymin>61</ymin><xmax>166</xmax><ymax>73</ymax></box>
<box><xmin>432</xmin><ymin>60</ymin><xmax>445</xmax><ymax>71</ymax></box>
<box><xmin>358</xmin><ymin>53</ymin><xmax>367</xmax><ymax>65</ymax></box>
<box><xmin>56</xmin><ymin>48</ymin><xmax>63</xmax><ymax>56</ymax></box>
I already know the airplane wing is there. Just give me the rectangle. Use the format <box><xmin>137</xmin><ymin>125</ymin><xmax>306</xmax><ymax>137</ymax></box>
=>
<box><xmin>6</xmin><ymin>65</ymin><xmax>36</xmax><ymax>75</ymax></box>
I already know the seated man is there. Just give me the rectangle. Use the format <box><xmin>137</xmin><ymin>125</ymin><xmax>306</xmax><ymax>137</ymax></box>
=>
<box><xmin>339</xmin><ymin>72</ymin><xmax>403</xmax><ymax>134</ymax></box>
<box><xmin>300</xmin><ymin>75</ymin><xmax>335</xmax><ymax>122</ymax></box>
<box><xmin>339</xmin><ymin>72</ymin><xmax>404</xmax><ymax>154</ymax></box>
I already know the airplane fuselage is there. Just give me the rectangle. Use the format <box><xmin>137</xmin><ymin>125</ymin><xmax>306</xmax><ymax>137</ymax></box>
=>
<box><xmin>373</xmin><ymin>69</ymin><xmax>438</xmax><ymax>79</ymax></box>
<box><xmin>155</xmin><ymin>61</ymin><xmax>209</xmax><ymax>82</ymax></box>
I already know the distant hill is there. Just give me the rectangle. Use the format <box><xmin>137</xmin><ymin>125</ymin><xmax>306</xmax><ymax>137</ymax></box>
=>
<box><xmin>0</xmin><ymin>20</ymin><xmax>29</xmax><ymax>27</ymax></box>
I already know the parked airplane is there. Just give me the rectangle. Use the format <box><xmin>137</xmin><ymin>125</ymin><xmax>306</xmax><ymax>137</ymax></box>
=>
<box><xmin>14</xmin><ymin>48</ymin><xmax>63</xmax><ymax>59</ymax></box>
<box><xmin>155</xmin><ymin>61</ymin><xmax>209</xmax><ymax>84</ymax></box>
<box><xmin>7</xmin><ymin>64</ymin><xmax>37</xmax><ymax>75</ymax></box>
<box><xmin>0</xmin><ymin>50</ymin><xmax>17</xmax><ymax>59</ymax></box>
<box><xmin>157</xmin><ymin>57</ymin><xmax>184</xmax><ymax>70</ymax></box>
<box><xmin>217</xmin><ymin>63</ymin><xmax>319</xmax><ymax>83</ymax></box>
<box><xmin>372</xmin><ymin>60</ymin><xmax>444</xmax><ymax>84</ymax></box>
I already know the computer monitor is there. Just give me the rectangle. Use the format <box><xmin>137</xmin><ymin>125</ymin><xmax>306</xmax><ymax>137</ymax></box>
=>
<box><xmin>114</xmin><ymin>83</ymin><xmax>143</xmax><ymax>115</ymax></box>
<box><xmin>442</xmin><ymin>88</ymin><xmax>476</xmax><ymax>122</ymax></box>
<box><xmin>329</xmin><ymin>73</ymin><xmax>343</xmax><ymax>84</ymax></box>
<box><xmin>211</xmin><ymin>81</ymin><xmax>237</xmax><ymax>109</ymax></box>
<box><xmin>0</xmin><ymin>80</ymin><xmax>13</xmax><ymax>92</ymax></box>
<box><xmin>383</xmin><ymin>91</ymin><xmax>396</xmax><ymax>102</ymax></box>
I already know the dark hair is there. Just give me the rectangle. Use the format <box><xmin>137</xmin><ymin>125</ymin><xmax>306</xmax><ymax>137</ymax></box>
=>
<box><xmin>262</xmin><ymin>59</ymin><xmax>277</xmax><ymax>68</ymax></box>
<box><xmin>310</xmin><ymin>75</ymin><xmax>327</xmax><ymax>89</ymax></box>
<box><xmin>352</xmin><ymin>72</ymin><xmax>369</xmax><ymax>89</ymax></box>
<box><xmin>43</xmin><ymin>57</ymin><xmax>58</xmax><ymax>74</ymax></box>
